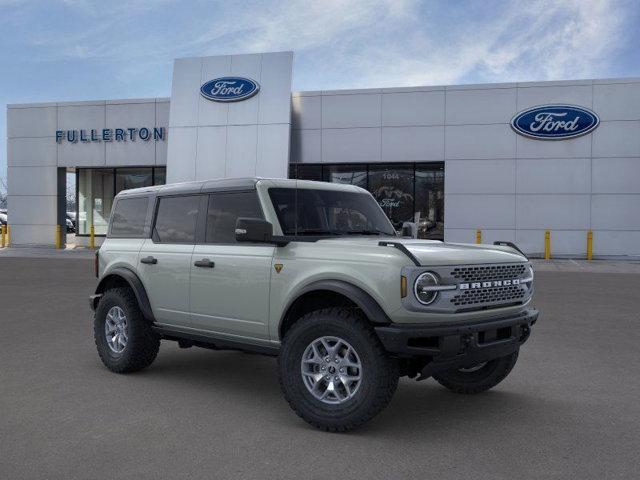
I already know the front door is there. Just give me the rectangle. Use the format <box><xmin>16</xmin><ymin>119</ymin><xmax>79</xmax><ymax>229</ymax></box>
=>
<box><xmin>137</xmin><ymin>194</ymin><xmax>201</xmax><ymax>327</ymax></box>
<box><xmin>189</xmin><ymin>191</ymin><xmax>274</xmax><ymax>339</ymax></box>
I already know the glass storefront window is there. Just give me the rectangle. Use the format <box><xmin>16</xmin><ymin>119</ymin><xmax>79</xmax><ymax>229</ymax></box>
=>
<box><xmin>77</xmin><ymin>167</ymin><xmax>166</xmax><ymax>236</ymax></box>
<box><xmin>289</xmin><ymin>162</ymin><xmax>445</xmax><ymax>240</ymax></box>
<box><xmin>78</xmin><ymin>169</ymin><xmax>115</xmax><ymax>235</ymax></box>
<box><xmin>322</xmin><ymin>164</ymin><xmax>367</xmax><ymax>189</ymax></box>
<box><xmin>367</xmin><ymin>164</ymin><xmax>414</xmax><ymax>233</ymax></box>
<box><xmin>115</xmin><ymin>168</ymin><xmax>153</xmax><ymax>194</ymax></box>
<box><xmin>154</xmin><ymin>168</ymin><xmax>166</xmax><ymax>186</ymax></box>
<box><xmin>415</xmin><ymin>165</ymin><xmax>444</xmax><ymax>240</ymax></box>
<box><xmin>295</xmin><ymin>164</ymin><xmax>322</xmax><ymax>181</ymax></box>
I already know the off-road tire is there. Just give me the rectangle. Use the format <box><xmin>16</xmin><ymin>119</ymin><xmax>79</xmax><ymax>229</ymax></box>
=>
<box><xmin>278</xmin><ymin>307</ymin><xmax>399</xmax><ymax>432</ymax></box>
<box><xmin>94</xmin><ymin>287</ymin><xmax>160</xmax><ymax>373</ymax></box>
<box><xmin>433</xmin><ymin>350</ymin><xmax>519</xmax><ymax>394</ymax></box>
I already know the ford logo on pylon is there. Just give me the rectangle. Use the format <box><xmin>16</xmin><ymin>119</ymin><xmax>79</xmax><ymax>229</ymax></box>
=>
<box><xmin>200</xmin><ymin>77</ymin><xmax>260</xmax><ymax>102</ymax></box>
<box><xmin>510</xmin><ymin>105</ymin><xmax>599</xmax><ymax>140</ymax></box>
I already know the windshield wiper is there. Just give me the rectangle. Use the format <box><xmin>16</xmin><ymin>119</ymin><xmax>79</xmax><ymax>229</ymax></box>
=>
<box><xmin>344</xmin><ymin>229</ymin><xmax>390</xmax><ymax>236</ymax></box>
<box><xmin>294</xmin><ymin>228</ymin><xmax>345</xmax><ymax>236</ymax></box>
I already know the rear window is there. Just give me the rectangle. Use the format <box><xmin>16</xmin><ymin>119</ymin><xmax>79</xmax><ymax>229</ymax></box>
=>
<box><xmin>109</xmin><ymin>197</ymin><xmax>149</xmax><ymax>237</ymax></box>
<box><xmin>152</xmin><ymin>195</ymin><xmax>200</xmax><ymax>244</ymax></box>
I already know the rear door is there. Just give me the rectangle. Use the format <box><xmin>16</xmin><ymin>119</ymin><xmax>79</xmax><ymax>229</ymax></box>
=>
<box><xmin>137</xmin><ymin>194</ymin><xmax>201</xmax><ymax>327</ymax></box>
<box><xmin>189</xmin><ymin>191</ymin><xmax>274</xmax><ymax>339</ymax></box>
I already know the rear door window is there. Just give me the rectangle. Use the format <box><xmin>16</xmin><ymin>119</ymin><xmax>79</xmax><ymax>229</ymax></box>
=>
<box><xmin>205</xmin><ymin>192</ymin><xmax>263</xmax><ymax>244</ymax></box>
<box><xmin>109</xmin><ymin>197</ymin><xmax>149</xmax><ymax>237</ymax></box>
<box><xmin>153</xmin><ymin>195</ymin><xmax>200</xmax><ymax>244</ymax></box>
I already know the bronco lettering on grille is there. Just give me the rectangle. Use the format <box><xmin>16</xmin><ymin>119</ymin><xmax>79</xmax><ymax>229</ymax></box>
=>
<box><xmin>459</xmin><ymin>279</ymin><xmax>521</xmax><ymax>290</ymax></box>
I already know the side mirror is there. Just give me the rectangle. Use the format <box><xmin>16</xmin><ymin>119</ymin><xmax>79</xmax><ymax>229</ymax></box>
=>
<box><xmin>235</xmin><ymin>217</ymin><xmax>274</xmax><ymax>243</ymax></box>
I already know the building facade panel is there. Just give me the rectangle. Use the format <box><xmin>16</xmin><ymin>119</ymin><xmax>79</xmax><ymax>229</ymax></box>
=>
<box><xmin>7</xmin><ymin>106</ymin><xmax>57</xmax><ymax>138</ymax></box>
<box><xmin>593</xmin><ymin>82</ymin><xmax>640</xmax><ymax>120</ymax></box>
<box><xmin>445</xmin><ymin>88</ymin><xmax>516</xmax><ymax>125</ymax></box>
<box><xmin>445</xmin><ymin>124</ymin><xmax>516</xmax><ymax>159</ymax></box>
<box><xmin>7</xmin><ymin>137</ymin><xmax>57</xmax><ymax>167</ymax></box>
<box><xmin>7</xmin><ymin>166</ymin><xmax>58</xmax><ymax>196</ymax></box>
<box><xmin>291</xmin><ymin>129</ymin><xmax>321</xmax><ymax>163</ymax></box>
<box><xmin>291</xmin><ymin>95</ymin><xmax>321</xmax><ymax>130</ymax></box>
<box><xmin>515</xmin><ymin>194</ymin><xmax>590</xmax><ymax>230</ymax></box>
<box><xmin>321</xmin><ymin>93</ymin><xmax>381</xmax><ymax>129</ymax></box>
<box><xmin>445</xmin><ymin>159</ymin><xmax>515</xmax><ymax>194</ymax></box>
<box><xmin>591</xmin><ymin>195</ymin><xmax>640</xmax><ymax>230</ymax></box>
<box><xmin>444</xmin><ymin>194</ymin><xmax>515</xmax><ymax>229</ymax></box>
<box><xmin>381</xmin><ymin>126</ymin><xmax>444</xmax><ymax>161</ymax></box>
<box><xmin>592</xmin><ymin>121</ymin><xmax>640</xmax><ymax>157</ymax></box>
<box><xmin>321</xmin><ymin>128</ymin><xmax>381</xmax><ymax>163</ymax></box>
<box><xmin>592</xmin><ymin>157</ymin><xmax>640</xmax><ymax>193</ymax></box>
<box><xmin>515</xmin><ymin>158</ymin><xmax>591</xmax><ymax>194</ymax></box>
<box><xmin>381</xmin><ymin>90</ymin><xmax>445</xmax><ymax>126</ymax></box>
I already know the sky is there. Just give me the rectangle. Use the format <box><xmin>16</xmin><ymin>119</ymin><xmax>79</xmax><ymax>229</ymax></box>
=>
<box><xmin>1</xmin><ymin>0</ymin><xmax>639</xmax><ymax>190</ymax></box>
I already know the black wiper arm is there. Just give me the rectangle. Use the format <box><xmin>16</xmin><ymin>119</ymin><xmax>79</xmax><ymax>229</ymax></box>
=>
<box><xmin>345</xmin><ymin>229</ymin><xmax>388</xmax><ymax>236</ymax></box>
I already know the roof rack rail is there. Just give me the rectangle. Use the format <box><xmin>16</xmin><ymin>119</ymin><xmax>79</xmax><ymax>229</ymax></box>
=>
<box><xmin>378</xmin><ymin>241</ymin><xmax>421</xmax><ymax>266</ymax></box>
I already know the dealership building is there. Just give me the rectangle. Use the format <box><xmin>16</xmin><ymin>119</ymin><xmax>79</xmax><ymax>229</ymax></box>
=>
<box><xmin>6</xmin><ymin>51</ymin><xmax>640</xmax><ymax>257</ymax></box>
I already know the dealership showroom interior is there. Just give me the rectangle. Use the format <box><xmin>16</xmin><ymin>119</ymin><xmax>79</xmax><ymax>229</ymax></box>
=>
<box><xmin>1</xmin><ymin>1</ymin><xmax>639</xmax><ymax>479</ymax></box>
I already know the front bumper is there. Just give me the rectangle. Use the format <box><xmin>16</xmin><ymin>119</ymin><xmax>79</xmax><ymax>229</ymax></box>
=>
<box><xmin>375</xmin><ymin>308</ymin><xmax>538</xmax><ymax>376</ymax></box>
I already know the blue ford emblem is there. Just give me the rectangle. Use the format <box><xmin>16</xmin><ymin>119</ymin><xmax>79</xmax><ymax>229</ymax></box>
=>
<box><xmin>511</xmin><ymin>105</ymin><xmax>599</xmax><ymax>140</ymax></box>
<box><xmin>200</xmin><ymin>77</ymin><xmax>260</xmax><ymax>102</ymax></box>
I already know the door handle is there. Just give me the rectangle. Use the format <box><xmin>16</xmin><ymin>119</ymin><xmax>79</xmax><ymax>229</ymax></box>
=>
<box><xmin>140</xmin><ymin>256</ymin><xmax>157</xmax><ymax>265</ymax></box>
<box><xmin>194</xmin><ymin>258</ymin><xmax>215</xmax><ymax>268</ymax></box>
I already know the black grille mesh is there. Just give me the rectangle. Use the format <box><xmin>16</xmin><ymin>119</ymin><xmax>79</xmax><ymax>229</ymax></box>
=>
<box><xmin>451</xmin><ymin>264</ymin><xmax>526</xmax><ymax>283</ymax></box>
<box><xmin>451</xmin><ymin>285</ymin><xmax>525</xmax><ymax>307</ymax></box>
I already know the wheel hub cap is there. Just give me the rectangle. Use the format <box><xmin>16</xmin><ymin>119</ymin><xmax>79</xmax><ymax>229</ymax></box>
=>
<box><xmin>105</xmin><ymin>306</ymin><xmax>128</xmax><ymax>354</ymax></box>
<box><xmin>300</xmin><ymin>336</ymin><xmax>362</xmax><ymax>405</ymax></box>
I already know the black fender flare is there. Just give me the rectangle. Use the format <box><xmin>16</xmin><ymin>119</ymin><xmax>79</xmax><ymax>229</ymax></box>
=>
<box><xmin>93</xmin><ymin>267</ymin><xmax>155</xmax><ymax>323</ymax></box>
<box><xmin>280</xmin><ymin>279</ymin><xmax>391</xmax><ymax>336</ymax></box>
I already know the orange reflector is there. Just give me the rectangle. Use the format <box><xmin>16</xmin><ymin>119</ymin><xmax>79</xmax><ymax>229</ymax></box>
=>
<box><xmin>400</xmin><ymin>276</ymin><xmax>407</xmax><ymax>298</ymax></box>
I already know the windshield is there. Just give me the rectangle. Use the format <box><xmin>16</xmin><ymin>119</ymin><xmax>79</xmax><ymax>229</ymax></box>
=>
<box><xmin>268</xmin><ymin>187</ymin><xmax>396</xmax><ymax>237</ymax></box>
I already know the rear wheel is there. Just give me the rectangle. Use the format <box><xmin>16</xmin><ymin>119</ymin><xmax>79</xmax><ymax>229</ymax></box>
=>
<box><xmin>94</xmin><ymin>287</ymin><xmax>160</xmax><ymax>373</ymax></box>
<box><xmin>432</xmin><ymin>350</ymin><xmax>519</xmax><ymax>394</ymax></box>
<box><xmin>278</xmin><ymin>307</ymin><xmax>399</xmax><ymax>432</ymax></box>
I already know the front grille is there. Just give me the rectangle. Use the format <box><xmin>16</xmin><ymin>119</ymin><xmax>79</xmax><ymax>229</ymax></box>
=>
<box><xmin>451</xmin><ymin>264</ymin><xmax>526</xmax><ymax>282</ymax></box>
<box><xmin>451</xmin><ymin>285</ymin><xmax>525</xmax><ymax>307</ymax></box>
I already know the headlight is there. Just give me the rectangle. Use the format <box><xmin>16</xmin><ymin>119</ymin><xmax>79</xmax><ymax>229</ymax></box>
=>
<box><xmin>414</xmin><ymin>272</ymin><xmax>439</xmax><ymax>305</ymax></box>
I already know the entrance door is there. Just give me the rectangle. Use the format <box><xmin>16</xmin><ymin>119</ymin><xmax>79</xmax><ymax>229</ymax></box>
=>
<box><xmin>137</xmin><ymin>194</ymin><xmax>201</xmax><ymax>327</ymax></box>
<box><xmin>189</xmin><ymin>191</ymin><xmax>274</xmax><ymax>340</ymax></box>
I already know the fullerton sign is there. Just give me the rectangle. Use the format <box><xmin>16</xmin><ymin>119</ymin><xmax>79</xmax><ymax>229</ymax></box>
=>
<box><xmin>55</xmin><ymin>127</ymin><xmax>165</xmax><ymax>143</ymax></box>
<box><xmin>510</xmin><ymin>105</ymin><xmax>599</xmax><ymax>140</ymax></box>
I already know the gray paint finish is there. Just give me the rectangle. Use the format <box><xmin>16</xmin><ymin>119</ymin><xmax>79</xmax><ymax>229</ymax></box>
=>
<box><xmin>291</xmin><ymin>78</ymin><xmax>640</xmax><ymax>258</ymax></box>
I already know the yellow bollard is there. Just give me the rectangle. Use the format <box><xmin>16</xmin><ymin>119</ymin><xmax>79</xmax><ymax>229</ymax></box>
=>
<box><xmin>6</xmin><ymin>224</ymin><xmax>10</xmax><ymax>246</ymax></box>
<box><xmin>1</xmin><ymin>224</ymin><xmax>5</xmax><ymax>248</ymax></box>
<box><xmin>544</xmin><ymin>230</ymin><xmax>551</xmax><ymax>260</ymax></box>
<box><xmin>475</xmin><ymin>229</ymin><xmax>482</xmax><ymax>244</ymax></box>
<box><xmin>89</xmin><ymin>224</ymin><xmax>95</xmax><ymax>249</ymax></box>
<box><xmin>55</xmin><ymin>225</ymin><xmax>62</xmax><ymax>249</ymax></box>
<box><xmin>587</xmin><ymin>230</ymin><xmax>593</xmax><ymax>261</ymax></box>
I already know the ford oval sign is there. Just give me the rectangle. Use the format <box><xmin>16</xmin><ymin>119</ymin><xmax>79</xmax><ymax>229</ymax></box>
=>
<box><xmin>511</xmin><ymin>105</ymin><xmax>599</xmax><ymax>140</ymax></box>
<box><xmin>200</xmin><ymin>77</ymin><xmax>260</xmax><ymax>102</ymax></box>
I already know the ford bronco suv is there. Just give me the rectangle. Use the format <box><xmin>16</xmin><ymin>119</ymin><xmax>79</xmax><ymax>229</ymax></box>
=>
<box><xmin>91</xmin><ymin>178</ymin><xmax>538</xmax><ymax>431</ymax></box>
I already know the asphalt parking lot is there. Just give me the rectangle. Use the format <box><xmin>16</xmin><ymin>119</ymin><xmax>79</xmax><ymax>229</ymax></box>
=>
<box><xmin>1</xmin><ymin>255</ymin><xmax>639</xmax><ymax>479</ymax></box>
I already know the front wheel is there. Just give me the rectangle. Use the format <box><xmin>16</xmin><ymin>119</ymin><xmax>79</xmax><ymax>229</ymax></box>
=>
<box><xmin>432</xmin><ymin>350</ymin><xmax>519</xmax><ymax>394</ymax></box>
<box><xmin>278</xmin><ymin>308</ymin><xmax>399</xmax><ymax>432</ymax></box>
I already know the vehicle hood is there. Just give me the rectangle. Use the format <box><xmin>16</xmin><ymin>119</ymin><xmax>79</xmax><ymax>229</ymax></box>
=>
<box><xmin>316</xmin><ymin>237</ymin><xmax>527</xmax><ymax>266</ymax></box>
